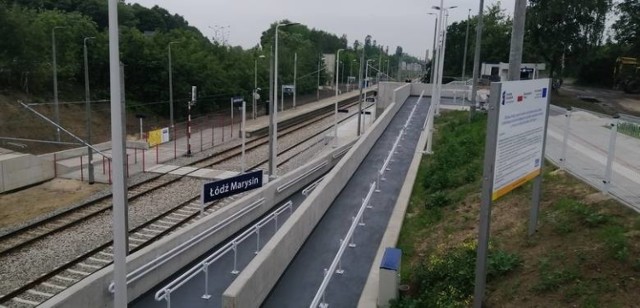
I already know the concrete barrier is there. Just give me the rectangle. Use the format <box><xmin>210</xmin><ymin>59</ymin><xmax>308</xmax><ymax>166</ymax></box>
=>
<box><xmin>222</xmin><ymin>84</ymin><xmax>413</xmax><ymax>308</ymax></box>
<box><xmin>42</xmin><ymin>142</ymin><xmax>354</xmax><ymax>308</ymax></box>
<box><xmin>0</xmin><ymin>152</ymin><xmax>54</xmax><ymax>193</ymax></box>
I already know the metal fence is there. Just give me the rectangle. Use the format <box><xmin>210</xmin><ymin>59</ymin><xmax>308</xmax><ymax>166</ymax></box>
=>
<box><xmin>547</xmin><ymin>105</ymin><xmax>640</xmax><ymax>211</ymax></box>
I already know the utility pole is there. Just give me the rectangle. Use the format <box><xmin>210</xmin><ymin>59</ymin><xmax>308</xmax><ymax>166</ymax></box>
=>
<box><xmin>52</xmin><ymin>27</ymin><xmax>64</xmax><ymax>142</ymax></box>
<box><xmin>83</xmin><ymin>37</ymin><xmax>95</xmax><ymax>184</ymax></box>
<box><xmin>357</xmin><ymin>36</ymin><xmax>368</xmax><ymax>136</ymax></box>
<box><xmin>293</xmin><ymin>52</ymin><xmax>297</xmax><ymax>108</ymax></box>
<box><xmin>508</xmin><ymin>0</ymin><xmax>527</xmax><ymax>81</ymax></box>
<box><xmin>462</xmin><ymin>9</ymin><xmax>471</xmax><ymax>80</ymax></box>
<box><xmin>470</xmin><ymin>0</ymin><xmax>485</xmax><ymax>117</ymax></box>
<box><xmin>107</xmin><ymin>0</ymin><xmax>128</xmax><ymax>306</ymax></box>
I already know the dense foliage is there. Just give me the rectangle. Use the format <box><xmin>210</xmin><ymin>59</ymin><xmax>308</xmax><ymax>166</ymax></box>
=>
<box><xmin>0</xmin><ymin>0</ymin><xmax>420</xmax><ymax>121</ymax></box>
<box><xmin>440</xmin><ymin>0</ymin><xmax>640</xmax><ymax>87</ymax></box>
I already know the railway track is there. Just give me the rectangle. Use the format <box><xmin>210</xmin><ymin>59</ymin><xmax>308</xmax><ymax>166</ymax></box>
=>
<box><xmin>0</xmin><ymin>100</ymin><xmax>364</xmax><ymax>307</ymax></box>
<box><xmin>0</xmin><ymin>98</ymin><xmax>360</xmax><ymax>258</ymax></box>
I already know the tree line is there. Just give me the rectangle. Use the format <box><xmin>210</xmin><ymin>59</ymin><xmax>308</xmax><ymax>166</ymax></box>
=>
<box><xmin>441</xmin><ymin>0</ymin><xmax>639</xmax><ymax>87</ymax></box>
<box><xmin>0</xmin><ymin>0</ymin><xmax>423</xmax><ymax>122</ymax></box>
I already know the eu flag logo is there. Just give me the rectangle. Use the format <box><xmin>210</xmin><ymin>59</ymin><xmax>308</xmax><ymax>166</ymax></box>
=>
<box><xmin>542</xmin><ymin>88</ymin><xmax>547</xmax><ymax>98</ymax></box>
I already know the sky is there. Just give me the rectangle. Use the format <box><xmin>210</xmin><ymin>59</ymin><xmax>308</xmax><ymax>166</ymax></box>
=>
<box><xmin>129</xmin><ymin>0</ymin><xmax>517</xmax><ymax>59</ymax></box>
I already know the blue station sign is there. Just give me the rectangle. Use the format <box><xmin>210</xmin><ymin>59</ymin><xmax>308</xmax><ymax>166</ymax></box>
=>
<box><xmin>201</xmin><ymin>170</ymin><xmax>263</xmax><ymax>203</ymax></box>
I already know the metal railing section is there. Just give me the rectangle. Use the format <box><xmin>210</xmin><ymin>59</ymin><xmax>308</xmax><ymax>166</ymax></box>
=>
<box><xmin>309</xmin><ymin>182</ymin><xmax>376</xmax><ymax>308</ymax></box>
<box><xmin>422</xmin><ymin>99</ymin><xmax>436</xmax><ymax>154</ymax></box>
<box><xmin>303</xmin><ymin>176</ymin><xmax>325</xmax><ymax>196</ymax></box>
<box><xmin>108</xmin><ymin>198</ymin><xmax>265</xmax><ymax>293</ymax></box>
<box><xmin>548</xmin><ymin>104</ymin><xmax>640</xmax><ymax>212</ymax></box>
<box><xmin>376</xmin><ymin>96</ymin><xmax>422</xmax><ymax>189</ymax></box>
<box><xmin>155</xmin><ymin>201</ymin><xmax>294</xmax><ymax>307</ymax></box>
<box><xmin>276</xmin><ymin>161</ymin><xmax>328</xmax><ymax>193</ymax></box>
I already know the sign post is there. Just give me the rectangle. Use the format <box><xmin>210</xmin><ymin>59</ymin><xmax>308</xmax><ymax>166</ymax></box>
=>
<box><xmin>473</xmin><ymin>78</ymin><xmax>551</xmax><ymax>307</ymax></box>
<box><xmin>231</xmin><ymin>96</ymin><xmax>243</xmax><ymax>138</ymax></box>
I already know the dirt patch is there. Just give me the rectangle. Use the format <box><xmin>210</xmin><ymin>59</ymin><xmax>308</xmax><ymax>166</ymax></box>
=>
<box><xmin>0</xmin><ymin>179</ymin><xmax>107</xmax><ymax>231</ymax></box>
<box><xmin>560</xmin><ymin>85</ymin><xmax>640</xmax><ymax>116</ymax></box>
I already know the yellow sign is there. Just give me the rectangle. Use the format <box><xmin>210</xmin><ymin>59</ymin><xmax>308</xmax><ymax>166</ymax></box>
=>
<box><xmin>147</xmin><ymin>129</ymin><xmax>163</xmax><ymax>147</ymax></box>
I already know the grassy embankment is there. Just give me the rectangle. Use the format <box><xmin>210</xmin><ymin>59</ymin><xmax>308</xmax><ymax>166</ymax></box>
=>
<box><xmin>394</xmin><ymin>111</ymin><xmax>640</xmax><ymax>307</ymax></box>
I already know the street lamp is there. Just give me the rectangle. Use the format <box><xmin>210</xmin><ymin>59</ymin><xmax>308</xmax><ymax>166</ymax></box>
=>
<box><xmin>427</xmin><ymin>12</ymin><xmax>438</xmax><ymax>83</ymax></box>
<box><xmin>462</xmin><ymin>9</ymin><xmax>472</xmax><ymax>80</ymax></box>
<box><xmin>431</xmin><ymin>4</ymin><xmax>457</xmax><ymax>115</ymax></box>
<box><xmin>52</xmin><ymin>26</ymin><xmax>65</xmax><ymax>141</ymax></box>
<box><xmin>357</xmin><ymin>35</ymin><xmax>370</xmax><ymax>136</ymax></box>
<box><xmin>293</xmin><ymin>52</ymin><xmax>298</xmax><ymax>109</ymax></box>
<box><xmin>253</xmin><ymin>54</ymin><xmax>265</xmax><ymax>119</ymax></box>
<box><xmin>349</xmin><ymin>59</ymin><xmax>357</xmax><ymax>91</ymax></box>
<box><xmin>365</xmin><ymin>59</ymin><xmax>375</xmax><ymax>94</ymax></box>
<box><xmin>317</xmin><ymin>56</ymin><xmax>325</xmax><ymax>101</ymax></box>
<box><xmin>83</xmin><ymin>36</ymin><xmax>95</xmax><ymax>184</ymax></box>
<box><xmin>270</xmin><ymin>21</ymin><xmax>299</xmax><ymax>179</ymax></box>
<box><xmin>168</xmin><ymin>41</ymin><xmax>181</xmax><ymax>129</ymax></box>
<box><xmin>334</xmin><ymin>48</ymin><xmax>344</xmax><ymax>147</ymax></box>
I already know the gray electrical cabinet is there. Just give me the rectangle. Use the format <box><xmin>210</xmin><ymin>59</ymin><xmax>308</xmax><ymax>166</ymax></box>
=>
<box><xmin>377</xmin><ymin>247</ymin><xmax>401</xmax><ymax>307</ymax></box>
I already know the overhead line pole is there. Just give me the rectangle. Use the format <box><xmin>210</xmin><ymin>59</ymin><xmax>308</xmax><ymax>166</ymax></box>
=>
<box><xmin>470</xmin><ymin>0</ymin><xmax>485</xmax><ymax>118</ymax></box>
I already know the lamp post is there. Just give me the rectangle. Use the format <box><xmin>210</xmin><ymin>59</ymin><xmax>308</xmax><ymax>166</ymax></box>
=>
<box><xmin>364</xmin><ymin>59</ymin><xmax>375</xmax><ymax>100</ymax></box>
<box><xmin>52</xmin><ymin>26</ymin><xmax>64</xmax><ymax>142</ymax></box>
<box><xmin>317</xmin><ymin>56</ymin><xmax>325</xmax><ymax>101</ymax></box>
<box><xmin>293</xmin><ymin>52</ymin><xmax>297</xmax><ymax>108</ymax></box>
<box><xmin>334</xmin><ymin>48</ymin><xmax>344</xmax><ymax>147</ymax></box>
<box><xmin>427</xmin><ymin>13</ymin><xmax>438</xmax><ymax>83</ymax></box>
<box><xmin>168</xmin><ymin>41</ymin><xmax>180</xmax><ymax>129</ymax></box>
<box><xmin>462</xmin><ymin>9</ymin><xmax>472</xmax><ymax>80</ymax></box>
<box><xmin>83</xmin><ymin>37</ymin><xmax>95</xmax><ymax>184</ymax></box>
<box><xmin>357</xmin><ymin>35</ymin><xmax>370</xmax><ymax>136</ymax></box>
<box><xmin>431</xmin><ymin>4</ymin><xmax>457</xmax><ymax>115</ymax></box>
<box><xmin>270</xmin><ymin>21</ymin><xmax>299</xmax><ymax>179</ymax></box>
<box><xmin>253</xmin><ymin>54</ymin><xmax>265</xmax><ymax>119</ymax></box>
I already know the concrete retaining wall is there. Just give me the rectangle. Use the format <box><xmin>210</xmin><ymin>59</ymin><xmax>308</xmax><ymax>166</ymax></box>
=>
<box><xmin>222</xmin><ymin>83</ymin><xmax>412</xmax><ymax>308</ymax></box>
<box><xmin>42</xmin><ymin>143</ymin><xmax>353</xmax><ymax>308</ymax></box>
<box><xmin>411</xmin><ymin>83</ymin><xmax>470</xmax><ymax>100</ymax></box>
<box><xmin>0</xmin><ymin>153</ymin><xmax>54</xmax><ymax>193</ymax></box>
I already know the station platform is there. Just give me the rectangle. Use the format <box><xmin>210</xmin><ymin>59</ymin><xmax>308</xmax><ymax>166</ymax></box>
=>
<box><xmin>126</xmin><ymin>93</ymin><xmax>428</xmax><ymax>307</ymax></box>
<box><xmin>48</xmin><ymin>87</ymin><xmax>373</xmax><ymax>184</ymax></box>
<box><xmin>244</xmin><ymin>88</ymin><xmax>372</xmax><ymax>137</ymax></box>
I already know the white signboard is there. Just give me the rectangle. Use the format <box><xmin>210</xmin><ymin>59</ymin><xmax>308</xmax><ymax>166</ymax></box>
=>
<box><xmin>492</xmin><ymin>78</ymin><xmax>550</xmax><ymax>200</ymax></box>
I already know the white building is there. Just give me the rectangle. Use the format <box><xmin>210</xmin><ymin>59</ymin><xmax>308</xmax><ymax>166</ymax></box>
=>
<box><xmin>481</xmin><ymin>62</ymin><xmax>546</xmax><ymax>81</ymax></box>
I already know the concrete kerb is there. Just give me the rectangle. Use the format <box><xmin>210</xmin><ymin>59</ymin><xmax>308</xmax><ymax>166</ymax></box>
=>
<box><xmin>222</xmin><ymin>84</ymin><xmax>412</xmax><ymax>308</ymax></box>
<box><xmin>41</xmin><ymin>142</ymin><xmax>353</xmax><ymax>308</ymax></box>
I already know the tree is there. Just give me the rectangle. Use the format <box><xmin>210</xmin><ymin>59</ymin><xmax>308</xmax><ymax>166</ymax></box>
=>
<box><xmin>612</xmin><ymin>0</ymin><xmax>640</xmax><ymax>56</ymax></box>
<box><xmin>526</xmin><ymin>0</ymin><xmax>612</xmax><ymax>79</ymax></box>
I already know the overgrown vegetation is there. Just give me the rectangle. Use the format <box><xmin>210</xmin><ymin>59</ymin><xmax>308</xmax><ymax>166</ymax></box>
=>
<box><xmin>396</xmin><ymin>111</ymin><xmax>640</xmax><ymax>307</ymax></box>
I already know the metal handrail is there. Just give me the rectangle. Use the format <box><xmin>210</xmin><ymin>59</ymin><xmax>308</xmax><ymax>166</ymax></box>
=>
<box><xmin>276</xmin><ymin>161</ymin><xmax>328</xmax><ymax>193</ymax></box>
<box><xmin>303</xmin><ymin>176</ymin><xmax>325</xmax><ymax>196</ymax></box>
<box><xmin>108</xmin><ymin>198</ymin><xmax>265</xmax><ymax>293</ymax></box>
<box><xmin>309</xmin><ymin>182</ymin><xmax>376</xmax><ymax>308</ymax></box>
<box><xmin>155</xmin><ymin>201</ymin><xmax>293</xmax><ymax>304</ymax></box>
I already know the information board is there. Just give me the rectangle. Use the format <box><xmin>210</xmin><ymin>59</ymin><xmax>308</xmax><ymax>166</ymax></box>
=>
<box><xmin>201</xmin><ymin>170</ymin><xmax>263</xmax><ymax>203</ymax></box>
<box><xmin>491</xmin><ymin>79</ymin><xmax>550</xmax><ymax>200</ymax></box>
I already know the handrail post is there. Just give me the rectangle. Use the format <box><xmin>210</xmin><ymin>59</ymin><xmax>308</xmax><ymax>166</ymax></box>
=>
<box><xmin>255</xmin><ymin>227</ymin><xmax>261</xmax><ymax>254</ymax></box>
<box><xmin>201</xmin><ymin>263</ymin><xmax>212</xmax><ymax>299</ymax></box>
<box><xmin>319</xmin><ymin>269</ymin><xmax>329</xmax><ymax>308</ymax></box>
<box><xmin>348</xmin><ymin>217</ymin><xmax>356</xmax><ymax>248</ymax></box>
<box><xmin>165</xmin><ymin>291</ymin><xmax>171</xmax><ymax>308</ymax></box>
<box><xmin>231</xmin><ymin>242</ymin><xmax>239</xmax><ymax>274</ymax></box>
<box><xmin>336</xmin><ymin>240</ymin><xmax>345</xmax><ymax>274</ymax></box>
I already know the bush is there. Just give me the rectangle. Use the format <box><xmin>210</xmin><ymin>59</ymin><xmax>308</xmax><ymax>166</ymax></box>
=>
<box><xmin>393</xmin><ymin>242</ymin><xmax>520</xmax><ymax>308</ymax></box>
<box><xmin>426</xmin><ymin>191</ymin><xmax>451</xmax><ymax>208</ymax></box>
